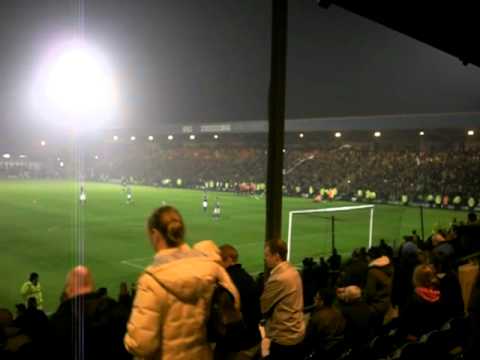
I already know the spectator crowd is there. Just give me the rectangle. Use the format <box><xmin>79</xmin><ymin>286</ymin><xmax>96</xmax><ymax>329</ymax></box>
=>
<box><xmin>1</xmin><ymin>206</ymin><xmax>480</xmax><ymax>360</ymax></box>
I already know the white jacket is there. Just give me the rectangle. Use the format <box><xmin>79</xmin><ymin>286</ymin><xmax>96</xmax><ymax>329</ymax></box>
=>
<box><xmin>125</xmin><ymin>243</ymin><xmax>239</xmax><ymax>360</ymax></box>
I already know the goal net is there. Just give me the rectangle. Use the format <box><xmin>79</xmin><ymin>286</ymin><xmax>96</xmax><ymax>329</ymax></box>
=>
<box><xmin>286</xmin><ymin>204</ymin><xmax>374</xmax><ymax>264</ymax></box>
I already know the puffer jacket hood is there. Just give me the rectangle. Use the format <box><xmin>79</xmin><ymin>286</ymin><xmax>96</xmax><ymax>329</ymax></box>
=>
<box><xmin>369</xmin><ymin>256</ymin><xmax>394</xmax><ymax>277</ymax></box>
<box><xmin>146</xmin><ymin>243</ymin><xmax>234</xmax><ymax>304</ymax></box>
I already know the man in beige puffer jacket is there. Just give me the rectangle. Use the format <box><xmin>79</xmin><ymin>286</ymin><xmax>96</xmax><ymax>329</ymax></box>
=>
<box><xmin>124</xmin><ymin>207</ymin><xmax>239</xmax><ymax>360</ymax></box>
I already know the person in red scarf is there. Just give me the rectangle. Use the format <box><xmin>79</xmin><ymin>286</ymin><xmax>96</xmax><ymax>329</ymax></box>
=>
<box><xmin>397</xmin><ymin>264</ymin><xmax>449</xmax><ymax>341</ymax></box>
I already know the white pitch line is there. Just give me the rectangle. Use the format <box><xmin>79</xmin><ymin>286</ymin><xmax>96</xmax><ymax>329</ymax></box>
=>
<box><xmin>120</xmin><ymin>259</ymin><xmax>146</xmax><ymax>270</ymax></box>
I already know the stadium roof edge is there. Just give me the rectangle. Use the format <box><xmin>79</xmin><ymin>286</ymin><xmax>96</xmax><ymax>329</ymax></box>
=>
<box><xmin>109</xmin><ymin>112</ymin><xmax>480</xmax><ymax>135</ymax></box>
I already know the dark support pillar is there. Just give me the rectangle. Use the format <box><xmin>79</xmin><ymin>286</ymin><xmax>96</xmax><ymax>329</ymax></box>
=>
<box><xmin>331</xmin><ymin>216</ymin><xmax>336</xmax><ymax>252</ymax></box>
<box><xmin>265</xmin><ymin>0</ymin><xmax>288</xmax><ymax>249</ymax></box>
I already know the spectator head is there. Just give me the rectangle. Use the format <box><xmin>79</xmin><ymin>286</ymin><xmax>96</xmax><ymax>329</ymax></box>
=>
<box><xmin>413</xmin><ymin>264</ymin><xmax>439</xmax><ymax>289</ymax></box>
<box><xmin>147</xmin><ymin>206</ymin><xmax>185</xmax><ymax>251</ymax></box>
<box><xmin>15</xmin><ymin>303</ymin><xmax>26</xmax><ymax>316</ymax></box>
<box><xmin>219</xmin><ymin>244</ymin><xmax>239</xmax><ymax>268</ymax></box>
<box><xmin>29</xmin><ymin>272</ymin><xmax>39</xmax><ymax>285</ymax></box>
<box><xmin>264</xmin><ymin>240</ymin><xmax>288</xmax><ymax>269</ymax></box>
<box><xmin>468</xmin><ymin>212</ymin><xmax>477</xmax><ymax>223</ymax></box>
<box><xmin>432</xmin><ymin>232</ymin><xmax>446</xmax><ymax>247</ymax></box>
<box><xmin>432</xmin><ymin>251</ymin><xmax>453</xmax><ymax>274</ymax></box>
<box><xmin>336</xmin><ymin>285</ymin><xmax>362</xmax><ymax>304</ymax></box>
<box><xmin>65</xmin><ymin>265</ymin><xmax>95</xmax><ymax>298</ymax></box>
<box><xmin>332</xmin><ymin>248</ymin><xmax>338</xmax><ymax>255</ymax></box>
<box><xmin>315</xmin><ymin>288</ymin><xmax>335</xmax><ymax>308</ymax></box>
<box><xmin>367</xmin><ymin>246</ymin><xmax>382</xmax><ymax>260</ymax></box>
<box><xmin>27</xmin><ymin>297</ymin><xmax>37</xmax><ymax>310</ymax></box>
<box><xmin>97</xmin><ymin>287</ymin><xmax>108</xmax><ymax>298</ymax></box>
<box><xmin>119</xmin><ymin>282</ymin><xmax>129</xmax><ymax>296</ymax></box>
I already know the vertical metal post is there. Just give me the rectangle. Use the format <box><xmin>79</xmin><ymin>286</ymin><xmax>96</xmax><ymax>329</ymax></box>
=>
<box><xmin>420</xmin><ymin>206</ymin><xmax>425</xmax><ymax>241</ymax></box>
<box><xmin>265</xmin><ymin>0</ymin><xmax>288</xmax><ymax>247</ymax></box>
<box><xmin>331</xmin><ymin>215</ymin><xmax>336</xmax><ymax>253</ymax></box>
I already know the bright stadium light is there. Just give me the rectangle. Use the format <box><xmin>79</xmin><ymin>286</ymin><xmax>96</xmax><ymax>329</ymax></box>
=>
<box><xmin>2</xmin><ymin>153</ymin><xmax>11</xmax><ymax>159</ymax></box>
<box><xmin>19</xmin><ymin>154</ymin><xmax>27</xmax><ymax>159</ymax></box>
<box><xmin>213</xmin><ymin>134</ymin><xmax>219</xmax><ymax>139</ymax></box>
<box><xmin>130</xmin><ymin>136</ymin><xmax>136</xmax><ymax>141</ymax></box>
<box><xmin>59</xmin><ymin>161</ymin><xmax>64</xmax><ymax>167</ymax></box>
<box><xmin>168</xmin><ymin>134</ymin><xmax>174</xmax><ymax>141</ymax></box>
<box><xmin>189</xmin><ymin>134</ymin><xmax>196</xmax><ymax>140</ymax></box>
<box><xmin>40</xmin><ymin>140</ymin><xmax>46</xmax><ymax>147</ymax></box>
<box><xmin>419</xmin><ymin>131</ymin><xmax>425</xmax><ymax>136</ymax></box>
<box><xmin>374</xmin><ymin>131</ymin><xmax>382</xmax><ymax>138</ymax></box>
<box><xmin>299</xmin><ymin>133</ymin><xmax>304</xmax><ymax>139</ymax></box>
<box><xmin>282</xmin><ymin>148</ymin><xmax>286</xmax><ymax>153</ymax></box>
<box><xmin>31</xmin><ymin>39</ymin><xmax>118</xmax><ymax>131</ymax></box>
<box><xmin>94</xmin><ymin>155</ymin><xmax>99</xmax><ymax>160</ymax></box>
<box><xmin>148</xmin><ymin>135</ymin><xmax>154</xmax><ymax>141</ymax></box>
<box><xmin>113</xmin><ymin>135</ymin><xmax>119</xmax><ymax>141</ymax></box>
<box><xmin>334</xmin><ymin>132</ymin><xmax>342</xmax><ymax>138</ymax></box>
<box><xmin>468</xmin><ymin>130</ymin><xmax>475</xmax><ymax>136</ymax></box>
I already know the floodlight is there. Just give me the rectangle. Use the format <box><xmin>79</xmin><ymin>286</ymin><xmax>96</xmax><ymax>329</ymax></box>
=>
<box><xmin>2</xmin><ymin>154</ymin><xmax>11</xmax><ymax>159</ymax></box>
<box><xmin>130</xmin><ymin>136</ymin><xmax>136</xmax><ymax>141</ymax></box>
<box><xmin>94</xmin><ymin>155</ymin><xmax>99</xmax><ymax>160</ymax></box>
<box><xmin>213</xmin><ymin>134</ymin><xmax>219</xmax><ymax>139</ymax></box>
<box><xmin>468</xmin><ymin>130</ymin><xmax>475</xmax><ymax>136</ymax></box>
<box><xmin>32</xmin><ymin>39</ymin><xmax>118</xmax><ymax>131</ymax></box>
<box><xmin>113</xmin><ymin>135</ymin><xmax>119</xmax><ymax>141</ymax></box>
<box><xmin>334</xmin><ymin>132</ymin><xmax>342</xmax><ymax>138</ymax></box>
<box><xmin>40</xmin><ymin>140</ymin><xmax>46</xmax><ymax>147</ymax></box>
<box><xmin>59</xmin><ymin>161</ymin><xmax>64</xmax><ymax>167</ymax></box>
<box><xmin>299</xmin><ymin>133</ymin><xmax>304</xmax><ymax>139</ymax></box>
<box><xmin>148</xmin><ymin>135</ymin><xmax>154</xmax><ymax>141</ymax></box>
<box><xmin>189</xmin><ymin>134</ymin><xmax>196</xmax><ymax>140</ymax></box>
<box><xmin>282</xmin><ymin>149</ymin><xmax>286</xmax><ymax>153</ymax></box>
<box><xmin>374</xmin><ymin>131</ymin><xmax>381</xmax><ymax>137</ymax></box>
<box><xmin>168</xmin><ymin>135</ymin><xmax>174</xmax><ymax>141</ymax></box>
<box><xmin>419</xmin><ymin>131</ymin><xmax>425</xmax><ymax>136</ymax></box>
<box><xmin>19</xmin><ymin>154</ymin><xmax>27</xmax><ymax>159</ymax></box>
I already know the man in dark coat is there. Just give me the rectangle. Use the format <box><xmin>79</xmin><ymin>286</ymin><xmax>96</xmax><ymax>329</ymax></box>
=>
<box><xmin>218</xmin><ymin>244</ymin><xmax>262</xmax><ymax>359</ymax></box>
<box><xmin>49</xmin><ymin>266</ymin><xmax>131</xmax><ymax>360</ymax></box>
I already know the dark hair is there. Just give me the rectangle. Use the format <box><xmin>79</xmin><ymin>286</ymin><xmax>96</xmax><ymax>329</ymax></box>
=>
<box><xmin>468</xmin><ymin>212</ymin><xmax>477</xmax><ymax>222</ymax></box>
<box><xmin>148</xmin><ymin>206</ymin><xmax>185</xmax><ymax>247</ymax></box>
<box><xmin>267</xmin><ymin>240</ymin><xmax>288</xmax><ymax>261</ymax></box>
<box><xmin>368</xmin><ymin>246</ymin><xmax>382</xmax><ymax>260</ymax></box>
<box><xmin>219</xmin><ymin>244</ymin><xmax>239</xmax><ymax>263</ymax></box>
<box><xmin>317</xmin><ymin>288</ymin><xmax>335</xmax><ymax>307</ymax></box>
<box><xmin>97</xmin><ymin>287</ymin><xmax>108</xmax><ymax>297</ymax></box>
<box><xmin>29</xmin><ymin>273</ymin><xmax>39</xmax><ymax>281</ymax></box>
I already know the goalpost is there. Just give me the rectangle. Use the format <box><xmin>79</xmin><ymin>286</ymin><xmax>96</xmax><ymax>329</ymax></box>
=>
<box><xmin>287</xmin><ymin>204</ymin><xmax>375</xmax><ymax>262</ymax></box>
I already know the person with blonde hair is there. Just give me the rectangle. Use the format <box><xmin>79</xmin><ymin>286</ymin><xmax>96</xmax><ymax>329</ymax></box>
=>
<box><xmin>397</xmin><ymin>264</ymin><xmax>448</xmax><ymax>341</ymax></box>
<box><xmin>124</xmin><ymin>206</ymin><xmax>239</xmax><ymax>360</ymax></box>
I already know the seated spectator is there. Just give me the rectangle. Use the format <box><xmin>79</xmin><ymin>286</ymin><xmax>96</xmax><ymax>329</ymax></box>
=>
<box><xmin>365</xmin><ymin>246</ymin><xmax>393</xmax><ymax>329</ymax></box>
<box><xmin>397</xmin><ymin>264</ymin><xmax>448</xmax><ymax>341</ymax></box>
<box><xmin>466</xmin><ymin>270</ymin><xmax>480</xmax><ymax>360</ymax></box>
<box><xmin>341</xmin><ymin>249</ymin><xmax>368</xmax><ymax>288</ymax></box>
<box><xmin>379</xmin><ymin>239</ymin><xmax>394</xmax><ymax>260</ymax></box>
<box><xmin>124</xmin><ymin>206</ymin><xmax>239</xmax><ymax>360</ymax></box>
<box><xmin>432</xmin><ymin>252</ymin><xmax>464</xmax><ymax>318</ymax></box>
<box><xmin>49</xmin><ymin>265</ymin><xmax>131</xmax><ymax>360</ymax></box>
<box><xmin>22</xmin><ymin>297</ymin><xmax>48</xmax><ymax>343</ymax></box>
<box><xmin>217</xmin><ymin>244</ymin><xmax>262</xmax><ymax>359</ymax></box>
<box><xmin>327</xmin><ymin>248</ymin><xmax>342</xmax><ymax>271</ymax></box>
<box><xmin>315</xmin><ymin>257</ymin><xmax>330</xmax><ymax>289</ymax></box>
<box><xmin>336</xmin><ymin>285</ymin><xmax>373</xmax><ymax>349</ymax></box>
<box><xmin>302</xmin><ymin>257</ymin><xmax>318</xmax><ymax>307</ymax></box>
<box><xmin>305</xmin><ymin>288</ymin><xmax>346</xmax><ymax>357</ymax></box>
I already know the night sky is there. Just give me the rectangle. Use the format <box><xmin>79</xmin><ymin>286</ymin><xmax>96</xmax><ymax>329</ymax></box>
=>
<box><xmin>1</xmin><ymin>0</ymin><xmax>480</xmax><ymax>135</ymax></box>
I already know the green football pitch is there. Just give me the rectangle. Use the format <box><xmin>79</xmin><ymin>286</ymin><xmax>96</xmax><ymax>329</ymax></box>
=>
<box><xmin>0</xmin><ymin>180</ymin><xmax>467</xmax><ymax>312</ymax></box>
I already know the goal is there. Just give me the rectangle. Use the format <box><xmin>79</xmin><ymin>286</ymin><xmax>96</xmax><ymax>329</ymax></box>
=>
<box><xmin>286</xmin><ymin>204</ymin><xmax>375</xmax><ymax>262</ymax></box>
